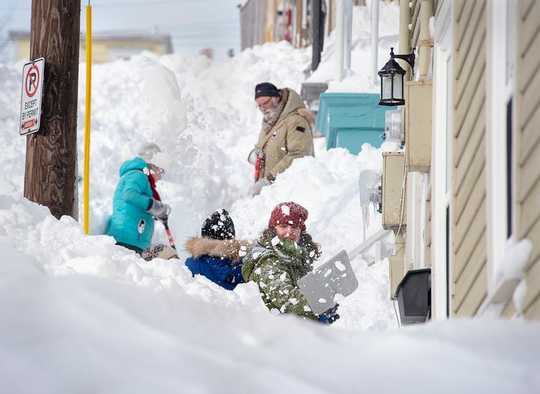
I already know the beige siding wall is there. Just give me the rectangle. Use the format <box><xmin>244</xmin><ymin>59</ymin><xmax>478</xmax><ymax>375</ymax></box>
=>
<box><xmin>451</xmin><ymin>0</ymin><xmax>488</xmax><ymax>316</ymax></box>
<box><xmin>510</xmin><ymin>0</ymin><xmax>540</xmax><ymax>319</ymax></box>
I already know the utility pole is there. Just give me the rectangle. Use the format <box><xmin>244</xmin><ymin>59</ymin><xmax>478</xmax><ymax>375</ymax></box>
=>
<box><xmin>336</xmin><ymin>0</ymin><xmax>344</xmax><ymax>80</ymax></box>
<box><xmin>311</xmin><ymin>0</ymin><xmax>322</xmax><ymax>71</ymax></box>
<box><xmin>24</xmin><ymin>0</ymin><xmax>81</xmax><ymax>219</ymax></box>
<box><xmin>344</xmin><ymin>0</ymin><xmax>352</xmax><ymax>73</ymax></box>
<box><xmin>371</xmin><ymin>0</ymin><xmax>380</xmax><ymax>84</ymax></box>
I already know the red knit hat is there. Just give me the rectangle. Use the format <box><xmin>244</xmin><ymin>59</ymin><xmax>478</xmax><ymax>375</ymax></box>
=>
<box><xmin>268</xmin><ymin>202</ymin><xmax>308</xmax><ymax>232</ymax></box>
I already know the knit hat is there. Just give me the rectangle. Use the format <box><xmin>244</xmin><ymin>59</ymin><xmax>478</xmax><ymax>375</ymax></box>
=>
<box><xmin>268</xmin><ymin>202</ymin><xmax>308</xmax><ymax>232</ymax></box>
<box><xmin>255</xmin><ymin>82</ymin><xmax>280</xmax><ymax>99</ymax></box>
<box><xmin>201</xmin><ymin>209</ymin><xmax>235</xmax><ymax>240</ymax></box>
<box><xmin>137</xmin><ymin>142</ymin><xmax>161</xmax><ymax>161</ymax></box>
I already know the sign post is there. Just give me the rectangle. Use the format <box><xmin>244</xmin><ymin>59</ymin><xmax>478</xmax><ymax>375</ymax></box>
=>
<box><xmin>19</xmin><ymin>57</ymin><xmax>45</xmax><ymax>135</ymax></box>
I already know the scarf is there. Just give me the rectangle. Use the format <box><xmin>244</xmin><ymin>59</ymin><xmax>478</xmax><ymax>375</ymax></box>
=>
<box><xmin>148</xmin><ymin>173</ymin><xmax>161</xmax><ymax>201</ymax></box>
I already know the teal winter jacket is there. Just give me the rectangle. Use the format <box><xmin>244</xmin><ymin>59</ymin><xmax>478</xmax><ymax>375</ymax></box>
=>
<box><xmin>106</xmin><ymin>157</ymin><xmax>155</xmax><ymax>251</ymax></box>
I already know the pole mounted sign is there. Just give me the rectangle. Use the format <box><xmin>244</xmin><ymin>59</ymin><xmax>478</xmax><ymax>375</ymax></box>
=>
<box><xmin>19</xmin><ymin>57</ymin><xmax>45</xmax><ymax>135</ymax></box>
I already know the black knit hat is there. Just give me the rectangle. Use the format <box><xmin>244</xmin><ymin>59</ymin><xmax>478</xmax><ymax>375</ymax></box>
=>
<box><xmin>201</xmin><ymin>209</ymin><xmax>235</xmax><ymax>240</ymax></box>
<box><xmin>255</xmin><ymin>82</ymin><xmax>280</xmax><ymax>99</ymax></box>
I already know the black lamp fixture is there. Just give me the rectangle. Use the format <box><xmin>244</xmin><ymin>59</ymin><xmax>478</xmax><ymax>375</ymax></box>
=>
<box><xmin>378</xmin><ymin>47</ymin><xmax>416</xmax><ymax>106</ymax></box>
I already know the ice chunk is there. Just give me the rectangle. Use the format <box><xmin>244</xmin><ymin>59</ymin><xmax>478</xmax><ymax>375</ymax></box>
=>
<box><xmin>358</xmin><ymin>169</ymin><xmax>381</xmax><ymax>241</ymax></box>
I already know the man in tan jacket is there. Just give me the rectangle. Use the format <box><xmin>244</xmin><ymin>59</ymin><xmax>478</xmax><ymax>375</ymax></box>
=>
<box><xmin>251</xmin><ymin>82</ymin><xmax>315</xmax><ymax>194</ymax></box>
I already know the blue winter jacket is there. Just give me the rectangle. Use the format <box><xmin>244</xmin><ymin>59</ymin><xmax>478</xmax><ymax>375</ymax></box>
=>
<box><xmin>106</xmin><ymin>157</ymin><xmax>154</xmax><ymax>251</ymax></box>
<box><xmin>185</xmin><ymin>255</ymin><xmax>244</xmax><ymax>290</ymax></box>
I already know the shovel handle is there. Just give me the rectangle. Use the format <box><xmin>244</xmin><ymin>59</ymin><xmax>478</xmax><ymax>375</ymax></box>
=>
<box><xmin>161</xmin><ymin>218</ymin><xmax>177</xmax><ymax>250</ymax></box>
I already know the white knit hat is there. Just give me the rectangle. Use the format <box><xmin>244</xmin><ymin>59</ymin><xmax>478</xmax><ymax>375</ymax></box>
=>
<box><xmin>137</xmin><ymin>142</ymin><xmax>161</xmax><ymax>161</ymax></box>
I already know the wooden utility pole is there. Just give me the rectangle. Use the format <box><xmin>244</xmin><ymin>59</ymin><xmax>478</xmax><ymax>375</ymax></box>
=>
<box><xmin>24</xmin><ymin>0</ymin><xmax>81</xmax><ymax>219</ymax></box>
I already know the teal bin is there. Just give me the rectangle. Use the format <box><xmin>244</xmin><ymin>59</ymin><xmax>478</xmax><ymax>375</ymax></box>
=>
<box><xmin>316</xmin><ymin>93</ymin><xmax>393</xmax><ymax>154</ymax></box>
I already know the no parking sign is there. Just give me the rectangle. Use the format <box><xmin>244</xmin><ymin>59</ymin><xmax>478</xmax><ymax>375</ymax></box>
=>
<box><xmin>19</xmin><ymin>57</ymin><xmax>45</xmax><ymax>135</ymax></box>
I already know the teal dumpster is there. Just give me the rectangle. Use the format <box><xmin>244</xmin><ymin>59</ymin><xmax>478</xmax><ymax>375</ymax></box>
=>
<box><xmin>316</xmin><ymin>93</ymin><xmax>394</xmax><ymax>154</ymax></box>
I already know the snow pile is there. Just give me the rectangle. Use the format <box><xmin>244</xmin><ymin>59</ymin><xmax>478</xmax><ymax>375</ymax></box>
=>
<box><xmin>496</xmin><ymin>237</ymin><xmax>533</xmax><ymax>282</ymax></box>
<box><xmin>495</xmin><ymin>237</ymin><xmax>533</xmax><ymax>314</ymax></box>
<box><xmin>0</xmin><ymin>38</ymin><xmax>394</xmax><ymax>331</ymax></box>
<box><xmin>1</xmin><ymin>235</ymin><xmax>539</xmax><ymax>393</ymax></box>
<box><xmin>0</xmin><ymin>64</ymin><xmax>25</xmax><ymax>197</ymax></box>
<box><xmin>82</xmin><ymin>42</ymin><xmax>311</xmax><ymax>238</ymax></box>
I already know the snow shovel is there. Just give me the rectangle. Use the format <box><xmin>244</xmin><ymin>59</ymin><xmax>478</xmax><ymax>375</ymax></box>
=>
<box><xmin>141</xmin><ymin>217</ymin><xmax>178</xmax><ymax>261</ymax></box>
<box><xmin>298</xmin><ymin>250</ymin><xmax>358</xmax><ymax>315</ymax></box>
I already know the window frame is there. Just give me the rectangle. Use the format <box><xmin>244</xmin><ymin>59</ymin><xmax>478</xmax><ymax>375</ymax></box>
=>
<box><xmin>431</xmin><ymin>0</ymin><xmax>453</xmax><ymax>319</ymax></box>
<box><xmin>485</xmin><ymin>0</ymin><xmax>517</xmax><ymax>304</ymax></box>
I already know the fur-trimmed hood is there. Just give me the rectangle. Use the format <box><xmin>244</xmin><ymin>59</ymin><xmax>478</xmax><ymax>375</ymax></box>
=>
<box><xmin>185</xmin><ymin>237</ymin><xmax>252</xmax><ymax>261</ymax></box>
<box><xmin>296</xmin><ymin>107</ymin><xmax>315</xmax><ymax>128</ymax></box>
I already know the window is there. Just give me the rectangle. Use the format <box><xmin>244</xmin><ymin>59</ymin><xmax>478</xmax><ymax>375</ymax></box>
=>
<box><xmin>485</xmin><ymin>0</ymin><xmax>516</xmax><ymax>300</ymax></box>
<box><xmin>506</xmin><ymin>98</ymin><xmax>513</xmax><ymax>239</ymax></box>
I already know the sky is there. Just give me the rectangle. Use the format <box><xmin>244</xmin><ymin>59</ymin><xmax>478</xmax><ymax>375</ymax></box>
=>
<box><xmin>0</xmin><ymin>0</ymin><xmax>241</xmax><ymax>61</ymax></box>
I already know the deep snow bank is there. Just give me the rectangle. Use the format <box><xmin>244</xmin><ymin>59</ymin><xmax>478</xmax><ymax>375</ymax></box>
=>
<box><xmin>1</xmin><ymin>232</ymin><xmax>539</xmax><ymax>393</ymax></box>
<box><xmin>0</xmin><ymin>39</ymin><xmax>395</xmax><ymax>330</ymax></box>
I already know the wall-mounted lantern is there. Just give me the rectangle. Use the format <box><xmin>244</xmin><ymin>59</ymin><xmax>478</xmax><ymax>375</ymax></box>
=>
<box><xmin>378</xmin><ymin>47</ymin><xmax>416</xmax><ymax>106</ymax></box>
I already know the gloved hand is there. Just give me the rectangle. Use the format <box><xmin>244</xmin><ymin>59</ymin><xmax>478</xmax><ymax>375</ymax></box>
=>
<box><xmin>318</xmin><ymin>304</ymin><xmax>340</xmax><ymax>325</ymax></box>
<box><xmin>147</xmin><ymin>199</ymin><xmax>171</xmax><ymax>221</ymax></box>
<box><xmin>251</xmin><ymin>177</ymin><xmax>271</xmax><ymax>196</ymax></box>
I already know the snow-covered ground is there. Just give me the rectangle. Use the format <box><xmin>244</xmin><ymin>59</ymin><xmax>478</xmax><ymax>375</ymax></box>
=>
<box><xmin>0</xmin><ymin>3</ymin><xmax>539</xmax><ymax>393</ymax></box>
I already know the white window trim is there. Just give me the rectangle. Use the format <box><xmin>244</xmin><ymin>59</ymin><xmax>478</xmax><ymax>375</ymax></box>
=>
<box><xmin>431</xmin><ymin>0</ymin><xmax>452</xmax><ymax>320</ymax></box>
<box><xmin>483</xmin><ymin>0</ymin><xmax>517</xmax><ymax>311</ymax></box>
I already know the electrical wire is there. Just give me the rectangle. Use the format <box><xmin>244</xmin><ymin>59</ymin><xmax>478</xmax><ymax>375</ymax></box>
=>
<box><xmin>395</xmin><ymin>138</ymin><xmax>408</xmax><ymax>239</ymax></box>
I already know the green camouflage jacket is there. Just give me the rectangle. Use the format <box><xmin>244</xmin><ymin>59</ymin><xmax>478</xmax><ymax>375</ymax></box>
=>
<box><xmin>241</xmin><ymin>233</ymin><xmax>319</xmax><ymax>320</ymax></box>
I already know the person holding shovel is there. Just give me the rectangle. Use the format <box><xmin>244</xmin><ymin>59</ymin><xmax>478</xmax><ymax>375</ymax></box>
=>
<box><xmin>241</xmin><ymin>201</ymin><xmax>339</xmax><ymax>324</ymax></box>
<box><xmin>106</xmin><ymin>154</ymin><xmax>175</xmax><ymax>259</ymax></box>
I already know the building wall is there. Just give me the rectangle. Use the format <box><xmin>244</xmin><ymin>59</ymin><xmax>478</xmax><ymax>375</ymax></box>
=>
<box><xmin>240</xmin><ymin>0</ymin><xmax>268</xmax><ymax>49</ymax></box>
<box><xmin>11</xmin><ymin>35</ymin><xmax>171</xmax><ymax>63</ymax></box>
<box><xmin>240</xmin><ymin>0</ymin><xmax>338</xmax><ymax>50</ymax></box>
<box><xmin>508</xmin><ymin>0</ymin><xmax>540</xmax><ymax>319</ymax></box>
<box><xmin>401</xmin><ymin>0</ymin><xmax>540</xmax><ymax>320</ymax></box>
<box><xmin>13</xmin><ymin>40</ymin><xmax>30</xmax><ymax>62</ymax></box>
<box><xmin>451</xmin><ymin>0</ymin><xmax>488</xmax><ymax>316</ymax></box>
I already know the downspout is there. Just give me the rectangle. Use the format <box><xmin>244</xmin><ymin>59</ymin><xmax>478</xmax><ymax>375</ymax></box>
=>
<box><xmin>399</xmin><ymin>0</ymin><xmax>411</xmax><ymax>78</ymax></box>
<box><xmin>418</xmin><ymin>0</ymin><xmax>434</xmax><ymax>80</ymax></box>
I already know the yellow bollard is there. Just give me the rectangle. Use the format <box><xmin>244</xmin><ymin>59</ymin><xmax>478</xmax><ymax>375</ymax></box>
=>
<box><xmin>83</xmin><ymin>2</ymin><xmax>92</xmax><ymax>234</ymax></box>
